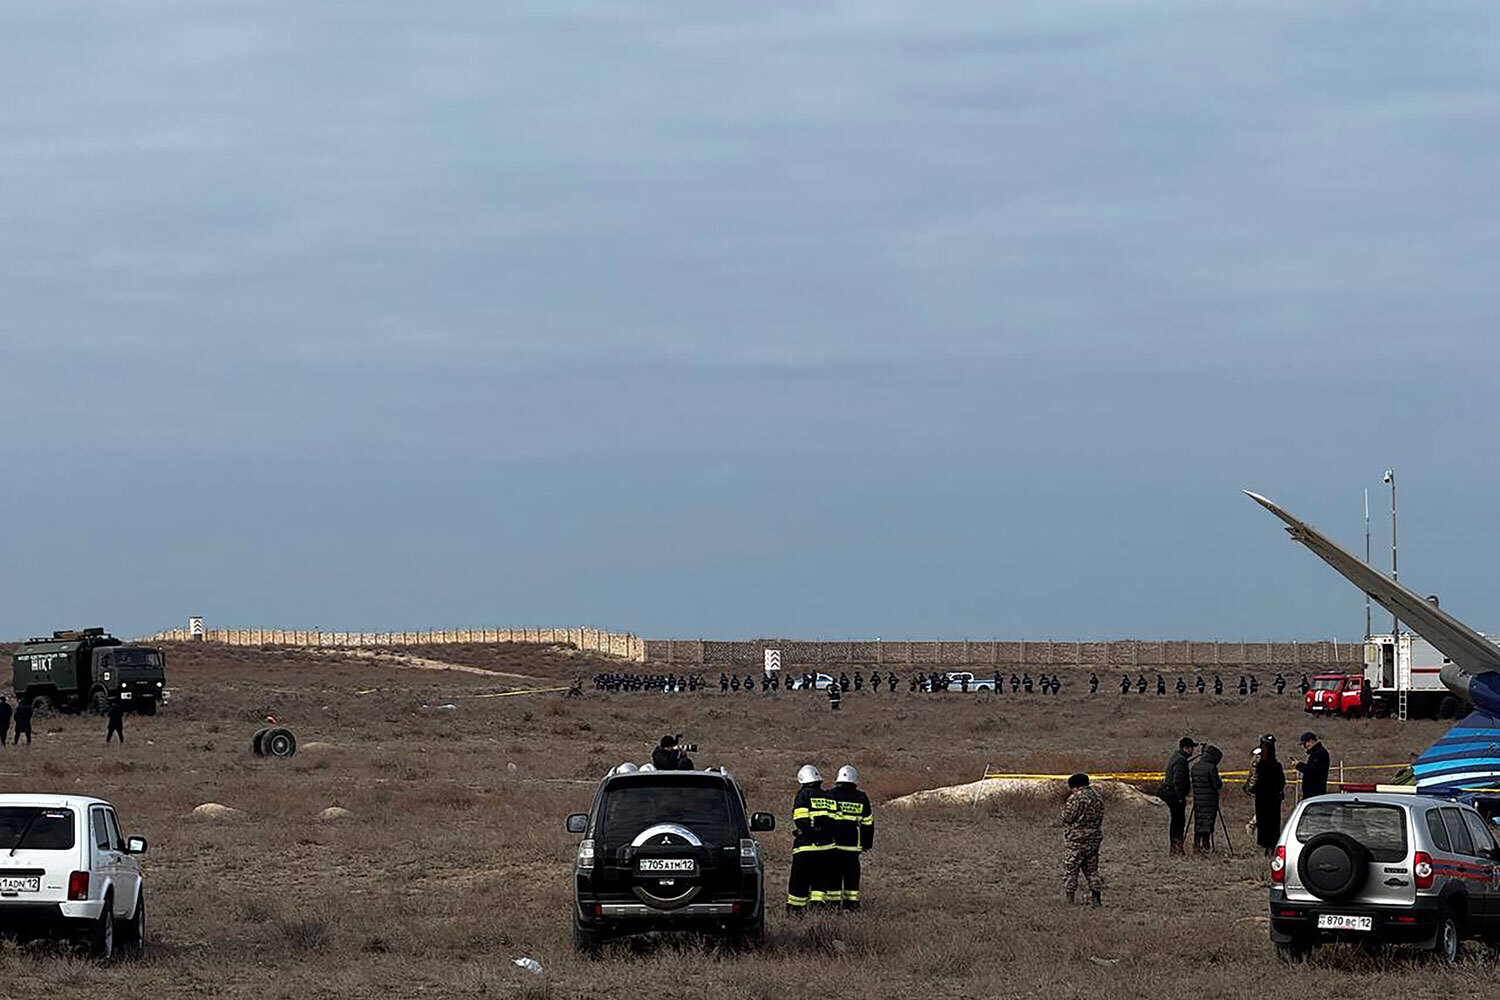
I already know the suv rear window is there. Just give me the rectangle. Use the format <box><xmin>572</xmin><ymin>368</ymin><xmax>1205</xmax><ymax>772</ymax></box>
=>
<box><xmin>0</xmin><ymin>807</ymin><xmax>76</xmax><ymax>850</ymax></box>
<box><xmin>1296</xmin><ymin>802</ymin><xmax>1408</xmax><ymax>862</ymax></box>
<box><xmin>596</xmin><ymin>777</ymin><xmax>738</xmax><ymax>849</ymax></box>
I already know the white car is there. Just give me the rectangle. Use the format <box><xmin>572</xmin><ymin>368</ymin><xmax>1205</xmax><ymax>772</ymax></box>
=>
<box><xmin>945</xmin><ymin>671</ymin><xmax>997</xmax><ymax>692</ymax></box>
<box><xmin>0</xmin><ymin>794</ymin><xmax>148</xmax><ymax>959</ymax></box>
<box><xmin>787</xmin><ymin>672</ymin><xmax>835</xmax><ymax>691</ymax></box>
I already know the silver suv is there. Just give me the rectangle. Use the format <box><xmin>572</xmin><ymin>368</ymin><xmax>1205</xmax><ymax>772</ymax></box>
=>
<box><xmin>1269</xmin><ymin>792</ymin><xmax>1500</xmax><ymax>963</ymax></box>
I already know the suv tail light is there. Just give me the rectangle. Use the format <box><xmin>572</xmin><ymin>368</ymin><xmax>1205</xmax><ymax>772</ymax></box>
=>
<box><xmin>740</xmin><ymin>839</ymin><xmax>757</xmax><ymax>868</ymax></box>
<box><xmin>1414</xmin><ymin>851</ymin><xmax>1434</xmax><ymax>889</ymax></box>
<box><xmin>577</xmin><ymin>839</ymin><xmax>595</xmax><ymax>870</ymax></box>
<box><xmin>1269</xmin><ymin>846</ymin><xmax>1286</xmax><ymax>884</ymax></box>
<box><xmin>67</xmin><ymin>871</ymin><xmax>90</xmax><ymax>900</ymax></box>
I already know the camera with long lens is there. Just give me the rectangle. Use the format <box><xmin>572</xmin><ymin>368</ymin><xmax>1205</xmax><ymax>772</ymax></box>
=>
<box><xmin>674</xmin><ymin>734</ymin><xmax>698</xmax><ymax>753</ymax></box>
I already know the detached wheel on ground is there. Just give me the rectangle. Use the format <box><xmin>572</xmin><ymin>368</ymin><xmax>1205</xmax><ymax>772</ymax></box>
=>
<box><xmin>263</xmin><ymin>727</ymin><xmax>297</xmax><ymax>758</ymax></box>
<box><xmin>251</xmin><ymin>728</ymin><xmax>269</xmax><ymax>756</ymax></box>
<box><xmin>118</xmin><ymin>892</ymin><xmax>146</xmax><ymax>958</ymax></box>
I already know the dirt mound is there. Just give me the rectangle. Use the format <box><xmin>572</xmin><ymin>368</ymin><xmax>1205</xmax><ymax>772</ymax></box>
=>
<box><xmin>888</xmin><ymin>777</ymin><xmax>1164</xmax><ymax>810</ymax></box>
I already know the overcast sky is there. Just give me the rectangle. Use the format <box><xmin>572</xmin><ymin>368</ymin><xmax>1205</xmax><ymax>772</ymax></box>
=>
<box><xmin>3</xmin><ymin>1</ymin><xmax>1499</xmax><ymax>640</ymax></box>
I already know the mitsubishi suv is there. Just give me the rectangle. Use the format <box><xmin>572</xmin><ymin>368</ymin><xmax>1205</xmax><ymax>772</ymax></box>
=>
<box><xmin>1268</xmin><ymin>792</ymin><xmax>1499</xmax><ymax>963</ymax></box>
<box><xmin>566</xmin><ymin>764</ymin><xmax>775</xmax><ymax>954</ymax></box>
<box><xmin>0</xmin><ymin>794</ymin><xmax>148</xmax><ymax>959</ymax></box>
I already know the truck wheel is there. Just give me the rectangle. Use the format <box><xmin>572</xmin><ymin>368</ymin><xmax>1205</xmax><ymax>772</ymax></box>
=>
<box><xmin>91</xmin><ymin>690</ymin><xmax>110</xmax><ymax>715</ymax></box>
<box><xmin>29</xmin><ymin>695</ymin><xmax>54</xmax><ymax>717</ymax></box>
<box><xmin>252</xmin><ymin>728</ymin><xmax>269</xmax><ymax>756</ymax></box>
<box><xmin>264</xmin><ymin>728</ymin><xmax>297</xmax><ymax>758</ymax></box>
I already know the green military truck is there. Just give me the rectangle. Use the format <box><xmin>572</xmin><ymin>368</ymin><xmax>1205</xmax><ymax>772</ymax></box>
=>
<box><xmin>11</xmin><ymin>628</ymin><xmax>168</xmax><ymax>715</ymax></box>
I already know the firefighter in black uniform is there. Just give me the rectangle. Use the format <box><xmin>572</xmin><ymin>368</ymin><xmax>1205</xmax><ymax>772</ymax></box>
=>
<box><xmin>870</xmin><ymin>672</ymin><xmax>881</xmax><ymax>693</ymax></box>
<box><xmin>830</xmin><ymin>764</ymin><xmax>874</xmax><ymax>909</ymax></box>
<box><xmin>854</xmin><ymin>671</ymin><xmax>864</xmax><ymax>693</ymax></box>
<box><xmin>787</xmin><ymin>765</ymin><xmax>837</xmax><ymax>911</ymax></box>
<box><xmin>1156</xmin><ymin>674</ymin><xmax>1166</xmax><ymax>696</ymax></box>
<box><xmin>1274</xmin><ymin>672</ymin><xmax>1286</xmax><ymax>695</ymax></box>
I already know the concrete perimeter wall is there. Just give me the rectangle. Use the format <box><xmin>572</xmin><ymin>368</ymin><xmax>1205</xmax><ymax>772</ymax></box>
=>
<box><xmin>644</xmin><ymin>638</ymin><xmax>1363</xmax><ymax>671</ymax></box>
<box><xmin>143</xmin><ymin>627</ymin><xmax>645</xmax><ymax>661</ymax></box>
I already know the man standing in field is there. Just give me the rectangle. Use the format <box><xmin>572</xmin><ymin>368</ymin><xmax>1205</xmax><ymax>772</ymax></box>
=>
<box><xmin>1061</xmin><ymin>773</ymin><xmax>1104</xmax><ymax>906</ymax></box>
<box><xmin>1159</xmin><ymin>737</ymin><xmax>1196</xmax><ymax>855</ymax></box>
<box><xmin>0</xmin><ymin>695</ymin><xmax>10</xmax><ymax>745</ymax></box>
<box><xmin>106</xmin><ymin>700</ymin><xmax>125</xmax><ymax>744</ymax></box>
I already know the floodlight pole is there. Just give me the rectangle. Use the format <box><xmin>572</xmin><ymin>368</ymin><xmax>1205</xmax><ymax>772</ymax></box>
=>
<box><xmin>1386</xmin><ymin>470</ymin><xmax>1398</xmax><ymax>643</ymax></box>
<box><xmin>1364</xmin><ymin>488</ymin><xmax>1372</xmax><ymax>639</ymax></box>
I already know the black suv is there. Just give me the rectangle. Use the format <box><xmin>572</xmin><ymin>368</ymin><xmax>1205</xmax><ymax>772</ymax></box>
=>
<box><xmin>566</xmin><ymin>764</ymin><xmax>775</xmax><ymax>954</ymax></box>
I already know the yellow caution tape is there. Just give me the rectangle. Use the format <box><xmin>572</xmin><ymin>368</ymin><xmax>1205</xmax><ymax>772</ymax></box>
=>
<box><xmin>463</xmin><ymin>686</ymin><xmax>571</xmax><ymax>699</ymax></box>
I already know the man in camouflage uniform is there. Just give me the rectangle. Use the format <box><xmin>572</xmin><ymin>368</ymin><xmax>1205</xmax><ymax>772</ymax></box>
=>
<box><xmin>1061</xmin><ymin>773</ymin><xmax>1104</xmax><ymax>906</ymax></box>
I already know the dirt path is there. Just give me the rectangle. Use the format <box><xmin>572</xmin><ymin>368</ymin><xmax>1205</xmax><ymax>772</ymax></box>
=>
<box><xmin>306</xmin><ymin>648</ymin><xmax>549</xmax><ymax>685</ymax></box>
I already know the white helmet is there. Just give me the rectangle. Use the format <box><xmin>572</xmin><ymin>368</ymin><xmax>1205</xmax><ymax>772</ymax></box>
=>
<box><xmin>638</xmin><ymin>763</ymin><xmax>656</xmax><ymax>771</ymax></box>
<box><xmin>836</xmin><ymin>764</ymin><xmax>858</xmax><ymax>785</ymax></box>
<box><xmin>614</xmin><ymin>762</ymin><xmax>639</xmax><ymax>775</ymax></box>
<box><xmin>797</xmin><ymin>764</ymin><xmax>823</xmax><ymax>784</ymax></box>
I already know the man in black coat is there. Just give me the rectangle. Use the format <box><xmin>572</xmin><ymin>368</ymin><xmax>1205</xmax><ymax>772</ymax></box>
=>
<box><xmin>0</xmin><ymin>695</ymin><xmax>10</xmax><ymax>746</ymax></box>
<box><xmin>1159</xmin><ymin>737</ymin><xmax>1196</xmax><ymax>855</ymax></box>
<box><xmin>13</xmin><ymin>699</ymin><xmax>33</xmax><ymax>745</ymax></box>
<box><xmin>1295</xmin><ymin>732</ymin><xmax>1330</xmax><ymax>799</ymax></box>
<box><xmin>106</xmin><ymin>701</ymin><xmax>126</xmax><ymax>744</ymax></box>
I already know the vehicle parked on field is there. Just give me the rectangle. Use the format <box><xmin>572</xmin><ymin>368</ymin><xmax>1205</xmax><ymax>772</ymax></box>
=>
<box><xmin>0</xmin><ymin>794</ymin><xmax>148</xmax><ymax>959</ymax></box>
<box><xmin>566</xmin><ymin>763</ymin><xmax>774</xmax><ymax>954</ymax></box>
<box><xmin>945</xmin><ymin>671</ymin><xmax>995</xmax><ymax>692</ymax></box>
<box><xmin>1268</xmin><ymin>791</ymin><xmax>1499</xmax><ymax>963</ymax></box>
<box><xmin>1304</xmin><ymin>673</ymin><xmax>1366</xmax><ymax>717</ymax></box>
<box><xmin>11</xmin><ymin>629</ymin><xmax>168</xmax><ymax>715</ymax></box>
<box><xmin>787</xmin><ymin>673</ymin><xmax>834</xmax><ymax>691</ymax></box>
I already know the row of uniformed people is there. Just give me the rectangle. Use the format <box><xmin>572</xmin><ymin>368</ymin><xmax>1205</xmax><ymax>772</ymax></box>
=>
<box><xmin>786</xmin><ymin>764</ymin><xmax>874</xmax><ymax>911</ymax></box>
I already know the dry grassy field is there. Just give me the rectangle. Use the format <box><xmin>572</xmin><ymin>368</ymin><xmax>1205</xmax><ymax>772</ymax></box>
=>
<box><xmin>0</xmin><ymin>641</ymin><xmax>1490</xmax><ymax>998</ymax></box>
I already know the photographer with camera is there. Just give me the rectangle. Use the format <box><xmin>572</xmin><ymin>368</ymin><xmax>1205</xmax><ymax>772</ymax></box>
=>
<box><xmin>652</xmin><ymin>734</ymin><xmax>697</xmax><ymax>770</ymax></box>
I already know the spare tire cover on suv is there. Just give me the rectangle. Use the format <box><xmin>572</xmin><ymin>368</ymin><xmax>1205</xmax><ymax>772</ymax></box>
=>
<box><xmin>629</xmin><ymin>823</ymin><xmax>708</xmax><ymax>910</ymax></box>
<box><xmin>1297</xmin><ymin>832</ymin><xmax>1372</xmax><ymax>901</ymax></box>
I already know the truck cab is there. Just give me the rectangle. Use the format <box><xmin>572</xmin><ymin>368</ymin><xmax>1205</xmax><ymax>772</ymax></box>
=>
<box><xmin>1304</xmin><ymin>673</ymin><xmax>1365</xmax><ymax>717</ymax></box>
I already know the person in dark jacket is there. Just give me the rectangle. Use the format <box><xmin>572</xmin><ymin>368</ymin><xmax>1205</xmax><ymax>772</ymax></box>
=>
<box><xmin>651</xmin><ymin>735</ymin><xmax>693</xmax><ymax>770</ymax></box>
<box><xmin>787</xmin><ymin>765</ymin><xmax>836</xmax><ymax>911</ymax></box>
<box><xmin>1190</xmin><ymin>744</ymin><xmax>1224</xmax><ymax>853</ymax></box>
<box><xmin>0</xmin><ymin>695</ymin><xmax>10</xmax><ymax>746</ymax></box>
<box><xmin>1295</xmin><ymin>732</ymin><xmax>1330</xmax><ymax>799</ymax></box>
<box><xmin>827</xmin><ymin>684</ymin><xmax>841</xmax><ymax>711</ymax></box>
<box><xmin>106</xmin><ymin>701</ymin><xmax>125</xmax><ymax>744</ymax></box>
<box><xmin>1359</xmin><ymin>678</ymin><xmax>1373</xmax><ymax>717</ymax></box>
<box><xmin>1247</xmin><ymin>734</ymin><xmax>1287</xmax><ymax>854</ymax></box>
<box><xmin>13</xmin><ymin>699</ymin><xmax>33</xmax><ymax>745</ymax></box>
<box><xmin>1160</xmin><ymin>737</ymin><xmax>1196</xmax><ymax>854</ymax></box>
